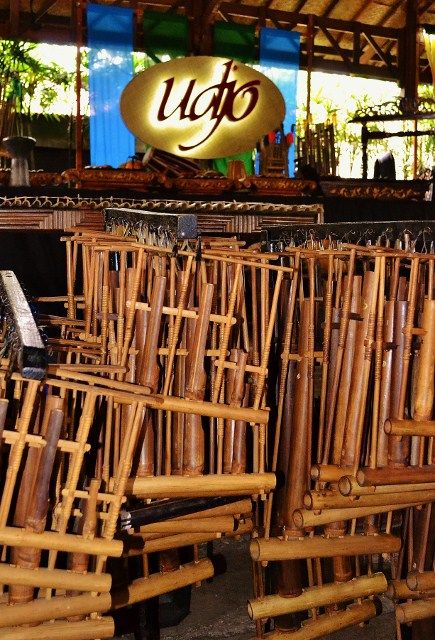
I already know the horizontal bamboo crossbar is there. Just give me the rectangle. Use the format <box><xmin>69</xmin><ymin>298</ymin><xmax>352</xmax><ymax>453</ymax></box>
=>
<box><xmin>356</xmin><ymin>465</ymin><xmax>435</xmax><ymax>486</ymax></box>
<box><xmin>44</xmin><ymin>374</ymin><xmax>269</xmax><ymax>424</ymax></box>
<box><xmin>112</xmin><ymin>559</ymin><xmax>214</xmax><ymax>609</ymax></box>
<box><xmin>338</xmin><ymin>476</ymin><xmax>435</xmax><ymax>497</ymax></box>
<box><xmin>250</xmin><ymin>534</ymin><xmax>401</xmax><ymax>562</ymax></box>
<box><xmin>0</xmin><ymin>563</ymin><xmax>111</xmax><ymax>592</ymax></box>
<box><xmin>396</xmin><ymin>598</ymin><xmax>435</xmax><ymax>623</ymax></box>
<box><xmin>0</xmin><ymin>617</ymin><xmax>114</xmax><ymax>640</ymax></box>
<box><xmin>384</xmin><ymin>419</ymin><xmax>435</xmax><ymax>436</ymax></box>
<box><xmin>173</xmin><ymin>498</ymin><xmax>252</xmax><ymax>520</ymax></box>
<box><xmin>0</xmin><ymin>593</ymin><xmax>111</xmax><ymax>628</ymax></box>
<box><xmin>2</xmin><ymin>430</ymin><xmax>90</xmax><ymax>454</ymax></box>
<box><xmin>263</xmin><ymin>600</ymin><xmax>378</xmax><ymax>640</ymax></box>
<box><xmin>127</xmin><ymin>520</ymin><xmax>253</xmax><ymax>556</ymax></box>
<box><xmin>248</xmin><ymin>573</ymin><xmax>387</xmax><ymax>619</ymax></box>
<box><xmin>304</xmin><ymin>488</ymin><xmax>435</xmax><ymax>511</ymax></box>
<box><xmin>406</xmin><ymin>571</ymin><xmax>435</xmax><ymax>592</ymax></box>
<box><xmin>293</xmin><ymin>500</ymin><xmax>425</xmax><ymax>528</ymax></box>
<box><xmin>125</xmin><ymin>474</ymin><xmax>276</xmax><ymax>498</ymax></box>
<box><xmin>387</xmin><ymin>580</ymin><xmax>432</xmax><ymax>600</ymax></box>
<box><xmin>138</xmin><ymin>515</ymin><xmax>236</xmax><ymax>534</ymax></box>
<box><xmin>0</xmin><ymin>526</ymin><xmax>123</xmax><ymax>556</ymax></box>
<box><xmin>310</xmin><ymin>464</ymin><xmax>347</xmax><ymax>483</ymax></box>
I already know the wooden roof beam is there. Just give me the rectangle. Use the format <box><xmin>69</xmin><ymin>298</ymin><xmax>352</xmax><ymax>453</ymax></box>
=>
<box><xmin>33</xmin><ymin>1</ymin><xmax>61</xmax><ymax>24</ymax></box>
<box><xmin>9</xmin><ymin>0</ymin><xmax>19</xmax><ymax>36</ymax></box>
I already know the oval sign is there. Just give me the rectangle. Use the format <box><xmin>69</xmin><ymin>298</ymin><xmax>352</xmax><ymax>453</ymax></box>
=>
<box><xmin>120</xmin><ymin>56</ymin><xmax>285</xmax><ymax>159</ymax></box>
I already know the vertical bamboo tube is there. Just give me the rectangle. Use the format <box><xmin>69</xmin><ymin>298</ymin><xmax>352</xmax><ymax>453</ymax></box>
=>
<box><xmin>183</xmin><ymin>283</ymin><xmax>214</xmax><ymax>476</ymax></box>
<box><xmin>9</xmin><ymin>408</ymin><xmax>64</xmax><ymax>605</ymax></box>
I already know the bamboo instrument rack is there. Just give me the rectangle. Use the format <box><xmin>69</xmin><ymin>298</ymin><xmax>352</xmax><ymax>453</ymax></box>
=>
<box><xmin>0</xmin><ymin>216</ymin><xmax>433</xmax><ymax>640</ymax></box>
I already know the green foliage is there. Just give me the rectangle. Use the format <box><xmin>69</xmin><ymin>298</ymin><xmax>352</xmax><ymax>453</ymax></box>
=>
<box><xmin>0</xmin><ymin>40</ymin><xmax>74</xmax><ymax>122</ymax></box>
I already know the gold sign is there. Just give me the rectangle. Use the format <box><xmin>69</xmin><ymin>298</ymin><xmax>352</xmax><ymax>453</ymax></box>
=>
<box><xmin>120</xmin><ymin>56</ymin><xmax>285</xmax><ymax>159</ymax></box>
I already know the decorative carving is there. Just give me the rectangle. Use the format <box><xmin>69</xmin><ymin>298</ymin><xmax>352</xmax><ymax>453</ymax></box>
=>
<box><xmin>61</xmin><ymin>168</ymin><xmax>171</xmax><ymax>190</ymax></box>
<box><xmin>350</xmin><ymin>96</ymin><xmax>435</xmax><ymax>122</ymax></box>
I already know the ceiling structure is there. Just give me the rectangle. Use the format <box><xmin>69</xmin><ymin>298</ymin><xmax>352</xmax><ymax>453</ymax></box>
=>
<box><xmin>0</xmin><ymin>1</ymin><xmax>434</xmax><ymax>91</ymax></box>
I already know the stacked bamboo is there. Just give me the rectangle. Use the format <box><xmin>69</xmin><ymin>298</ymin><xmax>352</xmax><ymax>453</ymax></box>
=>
<box><xmin>0</xmin><ymin>224</ymin><xmax>300</xmax><ymax>637</ymax></box>
<box><xmin>0</xmin><ymin>217</ymin><xmax>434</xmax><ymax>640</ymax></box>
<box><xmin>248</xmin><ymin>239</ymin><xmax>435</xmax><ymax>639</ymax></box>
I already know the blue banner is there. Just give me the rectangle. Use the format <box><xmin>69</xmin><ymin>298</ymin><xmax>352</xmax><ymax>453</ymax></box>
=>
<box><xmin>87</xmin><ymin>3</ymin><xmax>134</xmax><ymax>167</ymax></box>
<box><xmin>259</xmin><ymin>28</ymin><xmax>300</xmax><ymax>177</ymax></box>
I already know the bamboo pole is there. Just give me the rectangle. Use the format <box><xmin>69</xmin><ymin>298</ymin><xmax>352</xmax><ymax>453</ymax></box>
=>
<box><xmin>0</xmin><ymin>563</ymin><xmax>111</xmax><ymax>592</ymax></box>
<box><xmin>0</xmin><ymin>593</ymin><xmax>111</xmax><ymax>628</ymax></box>
<box><xmin>406</xmin><ymin>571</ymin><xmax>435</xmax><ymax>592</ymax></box>
<box><xmin>262</xmin><ymin>600</ymin><xmax>378</xmax><ymax>640</ymax></box>
<box><xmin>125</xmin><ymin>473</ymin><xmax>276</xmax><ymax>498</ymax></box>
<box><xmin>304</xmin><ymin>488</ymin><xmax>435</xmax><ymax>511</ymax></box>
<box><xmin>293</xmin><ymin>500</ymin><xmax>428</xmax><ymax>528</ymax></box>
<box><xmin>385</xmin><ymin>419</ymin><xmax>435</xmax><ymax>436</ymax></box>
<box><xmin>248</xmin><ymin>573</ymin><xmax>387</xmax><ymax>620</ymax></box>
<box><xmin>0</xmin><ymin>617</ymin><xmax>114</xmax><ymax>640</ymax></box>
<box><xmin>356</xmin><ymin>465</ymin><xmax>435</xmax><ymax>486</ymax></box>
<box><xmin>387</xmin><ymin>579</ymin><xmax>432</xmax><ymax>600</ymax></box>
<box><xmin>396</xmin><ymin>598</ymin><xmax>435</xmax><ymax>623</ymax></box>
<box><xmin>250</xmin><ymin>534</ymin><xmax>401</xmax><ymax>562</ymax></box>
<box><xmin>339</xmin><ymin>476</ymin><xmax>435</xmax><ymax>497</ymax></box>
<box><xmin>111</xmin><ymin>559</ymin><xmax>214</xmax><ymax>609</ymax></box>
<box><xmin>127</xmin><ymin>519</ymin><xmax>253</xmax><ymax>556</ymax></box>
<box><xmin>138</xmin><ymin>515</ymin><xmax>236</xmax><ymax>534</ymax></box>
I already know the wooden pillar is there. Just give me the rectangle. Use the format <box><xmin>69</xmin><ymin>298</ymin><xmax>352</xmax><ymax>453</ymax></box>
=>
<box><xmin>74</xmin><ymin>0</ymin><xmax>85</xmax><ymax>171</ymax></box>
<box><xmin>399</xmin><ymin>0</ymin><xmax>418</xmax><ymax>101</ymax></box>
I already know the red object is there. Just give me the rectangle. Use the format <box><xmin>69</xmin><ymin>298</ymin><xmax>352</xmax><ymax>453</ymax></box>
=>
<box><xmin>268</xmin><ymin>131</ymin><xmax>276</xmax><ymax>144</ymax></box>
<box><xmin>286</xmin><ymin>132</ymin><xmax>295</xmax><ymax>145</ymax></box>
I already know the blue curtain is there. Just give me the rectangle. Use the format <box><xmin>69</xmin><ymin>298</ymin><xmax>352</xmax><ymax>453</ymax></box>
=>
<box><xmin>259</xmin><ymin>28</ymin><xmax>300</xmax><ymax>176</ymax></box>
<box><xmin>87</xmin><ymin>3</ymin><xmax>135</xmax><ymax>168</ymax></box>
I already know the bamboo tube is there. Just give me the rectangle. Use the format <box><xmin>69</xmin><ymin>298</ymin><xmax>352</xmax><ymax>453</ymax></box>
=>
<box><xmin>248</xmin><ymin>573</ymin><xmax>387</xmax><ymax>620</ymax></box>
<box><xmin>339</xmin><ymin>476</ymin><xmax>435</xmax><ymax>497</ymax></box>
<box><xmin>293</xmin><ymin>500</ymin><xmax>427</xmax><ymax>528</ymax></box>
<box><xmin>376</xmin><ymin>300</ymin><xmax>395</xmax><ymax>467</ymax></box>
<box><xmin>282</xmin><ymin>299</ymin><xmax>312</xmax><ymax>533</ymax></box>
<box><xmin>385</xmin><ymin>419</ymin><xmax>435</xmax><ymax>436</ymax></box>
<box><xmin>138</xmin><ymin>275</ymin><xmax>166</xmax><ymax>392</ymax></box>
<box><xmin>183</xmin><ymin>282</ymin><xmax>214</xmax><ymax>475</ymax></box>
<box><xmin>388</xmin><ymin>300</ymin><xmax>410</xmax><ymax>467</ymax></box>
<box><xmin>304</xmin><ymin>488</ymin><xmax>435</xmax><ymax>511</ymax></box>
<box><xmin>0</xmin><ymin>563</ymin><xmax>111</xmax><ymax>592</ymax></box>
<box><xmin>406</xmin><ymin>571</ymin><xmax>435</xmax><ymax>592</ymax></box>
<box><xmin>0</xmin><ymin>617</ymin><xmax>114</xmax><ymax>640</ymax></box>
<box><xmin>138</xmin><ymin>515</ymin><xmax>236</xmax><ymax>534</ymax></box>
<box><xmin>10</xmin><ymin>408</ymin><xmax>64</xmax><ymax>605</ymax></box>
<box><xmin>127</xmin><ymin>519</ymin><xmax>253</xmax><ymax>556</ymax></box>
<box><xmin>47</xmin><ymin>372</ymin><xmax>269</xmax><ymax>424</ymax></box>
<box><xmin>356</xmin><ymin>465</ymin><xmax>435</xmax><ymax>486</ymax></box>
<box><xmin>412</xmin><ymin>298</ymin><xmax>435</xmax><ymax>422</ymax></box>
<box><xmin>250</xmin><ymin>533</ymin><xmax>401</xmax><ymax>562</ymax></box>
<box><xmin>111</xmin><ymin>559</ymin><xmax>214</xmax><ymax>609</ymax></box>
<box><xmin>396</xmin><ymin>598</ymin><xmax>435</xmax><ymax>623</ymax></box>
<box><xmin>0</xmin><ymin>527</ymin><xmax>122</xmax><ymax>556</ymax></box>
<box><xmin>263</xmin><ymin>600</ymin><xmax>378</xmax><ymax>640</ymax></box>
<box><xmin>173</xmin><ymin>497</ymin><xmax>252</xmax><ymax>520</ymax></box>
<box><xmin>125</xmin><ymin>472</ymin><xmax>276</xmax><ymax>498</ymax></box>
<box><xmin>310</xmin><ymin>464</ymin><xmax>345</xmax><ymax>483</ymax></box>
<box><xmin>387</xmin><ymin>579</ymin><xmax>432</xmax><ymax>600</ymax></box>
<box><xmin>0</xmin><ymin>593</ymin><xmax>111</xmax><ymax>628</ymax></box>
